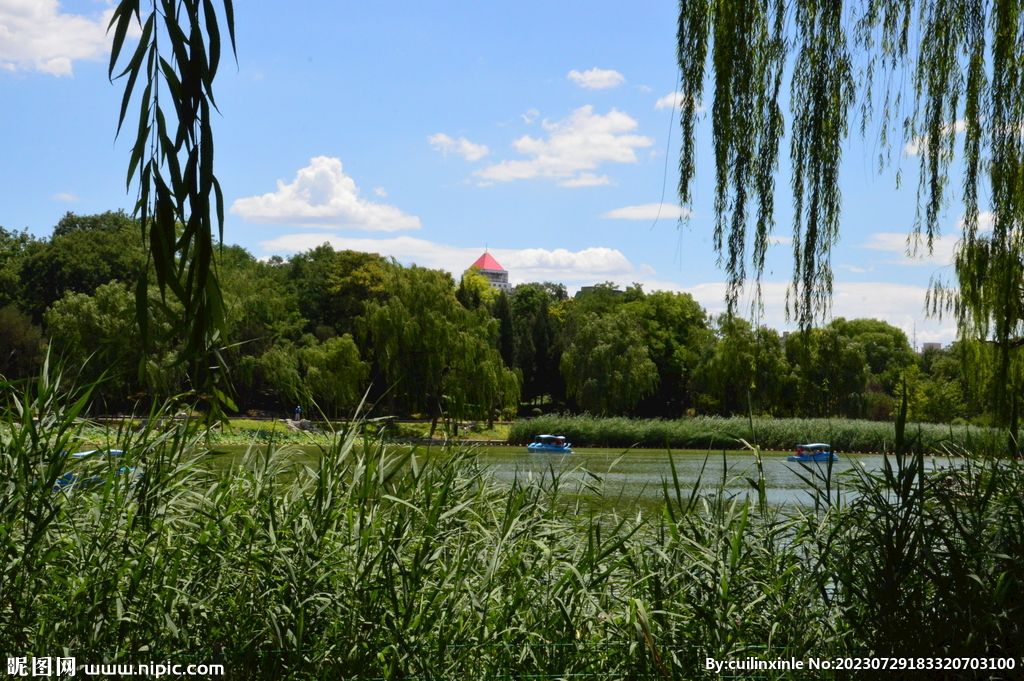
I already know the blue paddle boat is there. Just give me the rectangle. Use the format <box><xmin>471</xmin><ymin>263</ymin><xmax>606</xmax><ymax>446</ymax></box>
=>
<box><xmin>527</xmin><ymin>434</ymin><xmax>572</xmax><ymax>453</ymax></box>
<box><xmin>787</xmin><ymin>443</ymin><xmax>838</xmax><ymax>463</ymax></box>
<box><xmin>54</xmin><ymin>449</ymin><xmax>142</xmax><ymax>490</ymax></box>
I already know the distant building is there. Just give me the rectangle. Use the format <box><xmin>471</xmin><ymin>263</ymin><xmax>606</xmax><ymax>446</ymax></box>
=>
<box><xmin>922</xmin><ymin>342</ymin><xmax>942</xmax><ymax>352</ymax></box>
<box><xmin>574</xmin><ymin>285</ymin><xmax>623</xmax><ymax>299</ymax></box>
<box><xmin>470</xmin><ymin>252</ymin><xmax>510</xmax><ymax>292</ymax></box>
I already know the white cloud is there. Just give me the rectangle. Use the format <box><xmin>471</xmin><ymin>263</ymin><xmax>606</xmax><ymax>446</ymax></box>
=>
<box><xmin>839</xmin><ymin>264</ymin><xmax>869</xmax><ymax>273</ymax></box>
<box><xmin>428</xmin><ymin>133</ymin><xmax>490</xmax><ymax>161</ymax></box>
<box><xmin>559</xmin><ymin>172</ymin><xmax>611</xmax><ymax>187</ymax></box>
<box><xmin>861</xmin><ymin>232</ymin><xmax>958</xmax><ymax>266</ymax></box>
<box><xmin>601</xmin><ymin>203</ymin><xmax>689</xmax><ymax>220</ymax></box>
<box><xmin>567</xmin><ymin>68</ymin><xmax>625</xmax><ymax>90</ymax></box>
<box><xmin>956</xmin><ymin>210</ymin><xmax>995</xmax><ymax>234</ymax></box>
<box><xmin>521</xmin><ymin>108</ymin><xmax>540</xmax><ymax>124</ymax></box>
<box><xmin>654</xmin><ymin>92</ymin><xmax>705</xmax><ymax>112</ymax></box>
<box><xmin>904</xmin><ymin>120</ymin><xmax>967</xmax><ymax>156</ymax></box>
<box><xmin>863</xmin><ymin>213</ymin><xmax>996</xmax><ymax>266</ymax></box>
<box><xmin>230</xmin><ymin>156</ymin><xmax>421</xmax><ymax>232</ymax></box>
<box><xmin>475</xmin><ymin>106</ymin><xmax>653</xmax><ymax>186</ymax></box>
<box><xmin>636</xmin><ymin>85</ymin><xmax>652</xmax><ymax>93</ymax></box>
<box><xmin>0</xmin><ymin>0</ymin><xmax>121</xmax><ymax>76</ymax></box>
<box><xmin>769</xmin><ymin>235</ymin><xmax>792</xmax><ymax>246</ymax></box>
<box><xmin>502</xmin><ymin>246</ymin><xmax>633</xmax><ymax>280</ymax></box>
<box><xmin>373</xmin><ymin>187</ymin><xmax>387</xmax><ymax>197</ymax></box>
<box><xmin>256</xmin><ymin>234</ymin><xmax>635</xmax><ymax>283</ymax></box>
<box><xmin>52</xmin><ymin>192</ymin><xmax>78</xmax><ymax>202</ymax></box>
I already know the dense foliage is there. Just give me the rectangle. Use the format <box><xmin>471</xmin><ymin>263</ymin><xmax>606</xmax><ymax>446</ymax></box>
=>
<box><xmin>0</xmin><ymin>212</ymin><xmax>1017</xmax><ymax>428</ymax></box>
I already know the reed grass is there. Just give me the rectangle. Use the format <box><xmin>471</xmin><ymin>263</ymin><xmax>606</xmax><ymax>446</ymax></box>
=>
<box><xmin>1</xmin><ymin>370</ymin><xmax>1021</xmax><ymax>679</ymax></box>
<box><xmin>508</xmin><ymin>414</ymin><xmax>1005</xmax><ymax>454</ymax></box>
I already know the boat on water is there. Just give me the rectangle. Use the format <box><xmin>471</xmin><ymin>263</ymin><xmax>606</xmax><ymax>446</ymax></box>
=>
<box><xmin>527</xmin><ymin>434</ymin><xmax>572</xmax><ymax>453</ymax></box>
<box><xmin>54</xmin><ymin>449</ymin><xmax>141</xmax><ymax>490</ymax></box>
<box><xmin>787</xmin><ymin>443</ymin><xmax>839</xmax><ymax>463</ymax></box>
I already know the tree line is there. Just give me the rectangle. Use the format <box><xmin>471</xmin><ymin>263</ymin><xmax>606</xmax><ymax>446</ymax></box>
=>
<box><xmin>0</xmin><ymin>211</ymin><xmax>1007</xmax><ymax>428</ymax></box>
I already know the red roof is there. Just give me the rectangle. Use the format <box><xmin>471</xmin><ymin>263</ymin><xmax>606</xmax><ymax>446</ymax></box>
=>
<box><xmin>471</xmin><ymin>253</ymin><xmax>505</xmax><ymax>271</ymax></box>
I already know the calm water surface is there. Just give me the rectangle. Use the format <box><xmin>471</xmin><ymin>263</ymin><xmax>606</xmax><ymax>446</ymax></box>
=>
<box><xmin>472</xmin><ymin>446</ymin><xmax>966</xmax><ymax>509</ymax></box>
<box><xmin>212</xmin><ymin>443</ymin><xmax>964</xmax><ymax>510</ymax></box>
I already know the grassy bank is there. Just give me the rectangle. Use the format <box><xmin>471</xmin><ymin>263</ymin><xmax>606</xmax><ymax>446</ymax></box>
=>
<box><xmin>2</xmin><ymin>378</ymin><xmax>1022</xmax><ymax>678</ymax></box>
<box><xmin>508</xmin><ymin>414</ymin><xmax>1005</xmax><ymax>453</ymax></box>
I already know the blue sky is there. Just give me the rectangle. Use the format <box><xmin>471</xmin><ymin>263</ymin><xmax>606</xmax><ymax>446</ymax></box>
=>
<box><xmin>1</xmin><ymin>0</ymin><xmax>974</xmax><ymax>344</ymax></box>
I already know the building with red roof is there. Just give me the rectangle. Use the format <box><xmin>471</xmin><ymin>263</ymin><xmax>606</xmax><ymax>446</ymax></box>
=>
<box><xmin>469</xmin><ymin>252</ymin><xmax>511</xmax><ymax>292</ymax></box>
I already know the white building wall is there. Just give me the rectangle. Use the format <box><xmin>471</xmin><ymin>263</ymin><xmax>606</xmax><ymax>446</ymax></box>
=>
<box><xmin>479</xmin><ymin>268</ymin><xmax>510</xmax><ymax>292</ymax></box>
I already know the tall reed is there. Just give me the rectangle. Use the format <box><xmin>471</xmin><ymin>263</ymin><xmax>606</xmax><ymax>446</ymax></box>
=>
<box><xmin>1</xmin><ymin>369</ymin><xmax>1021</xmax><ymax>679</ymax></box>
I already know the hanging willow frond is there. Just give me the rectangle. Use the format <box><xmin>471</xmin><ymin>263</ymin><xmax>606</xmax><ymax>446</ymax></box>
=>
<box><xmin>680</xmin><ymin>0</ymin><xmax>787</xmax><ymax>319</ymax></box>
<box><xmin>679</xmin><ymin>0</ymin><xmax>1024</xmax><ymax>428</ymax></box>
<box><xmin>789</xmin><ymin>0</ymin><xmax>855</xmax><ymax>326</ymax></box>
<box><xmin>108</xmin><ymin>0</ymin><xmax>236</xmax><ymax>411</ymax></box>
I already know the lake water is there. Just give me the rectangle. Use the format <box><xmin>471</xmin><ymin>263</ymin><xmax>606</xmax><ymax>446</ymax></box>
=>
<box><xmin>471</xmin><ymin>446</ymin><xmax>959</xmax><ymax>510</ymax></box>
<box><xmin>211</xmin><ymin>442</ymin><xmax>964</xmax><ymax>510</ymax></box>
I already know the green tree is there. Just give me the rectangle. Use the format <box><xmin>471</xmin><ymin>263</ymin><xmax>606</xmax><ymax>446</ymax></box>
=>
<box><xmin>257</xmin><ymin>344</ymin><xmax>303</xmax><ymax>407</ymax></box>
<box><xmin>325</xmin><ymin>250</ymin><xmax>395</xmax><ymax>334</ymax></box>
<box><xmin>0</xmin><ymin>306</ymin><xmax>42</xmax><ymax>380</ymax></box>
<box><xmin>455</xmin><ymin>267</ymin><xmax>495</xmax><ymax>311</ymax></box>
<box><xmin>362</xmin><ymin>265</ymin><xmax>519</xmax><ymax>434</ymax></box>
<box><xmin>299</xmin><ymin>335</ymin><xmax>368</xmax><ymax>419</ymax></box>
<box><xmin>287</xmin><ymin>244</ymin><xmax>342</xmax><ymax>333</ymax></box>
<box><xmin>694</xmin><ymin>316</ymin><xmax>790</xmax><ymax>416</ymax></box>
<box><xmin>0</xmin><ymin>227</ymin><xmax>38</xmax><ymax>310</ymax></box>
<box><xmin>560</xmin><ymin>311</ymin><xmax>658</xmax><ymax>415</ymax></box>
<box><xmin>256</xmin><ymin>336</ymin><xmax>368</xmax><ymax>419</ymax></box>
<box><xmin>785</xmin><ymin>326</ymin><xmax>870</xmax><ymax>418</ymax></box>
<box><xmin>510</xmin><ymin>283</ymin><xmax>561</xmax><ymax>405</ymax></box>
<box><xmin>19</xmin><ymin>212</ymin><xmax>147</xmax><ymax>319</ymax></box>
<box><xmin>829</xmin><ymin>318</ymin><xmax>916</xmax><ymax>393</ymax></box>
<box><xmin>44</xmin><ymin>282</ymin><xmax>183</xmax><ymax>404</ymax></box>
<box><xmin>215</xmin><ymin>245</ymin><xmax>305</xmax><ymax>410</ymax></box>
<box><xmin>109</xmin><ymin>0</ymin><xmax>237</xmax><ymax>400</ymax></box>
<box><xmin>491</xmin><ymin>291</ymin><xmax>515</xmax><ymax>368</ymax></box>
<box><xmin>288</xmin><ymin>245</ymin><xmax>394</xmax><ymax>336</ymax></box>
<box><xmin>624</xmin><ymin>289</ymin><xmax>710</xmax><ymax>416</ymax></box>
<box><xmin>915</xmin><ymin>375</ymin><xmax>968</xmax><ymax>424</ymax></box>
<box><xmin>570</xmin><ymin>282</ymin><xmax>626</xmax><ymax>316</ymax></box>
<box><xmin>915</xmin><ymin>341</ymin><xmax>994</xmax><ymax>422</ymax></box>
<box><xmin>677</xmin><ymin>0</ymin><xmax>1018</xmax><ymax>321</ymax></box>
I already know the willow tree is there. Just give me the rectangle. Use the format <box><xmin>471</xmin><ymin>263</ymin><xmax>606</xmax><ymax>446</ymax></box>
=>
<box><xmin>361</xmin><ymin>265</ymin><xmax>520</xmax><ymax>435</ymax></box>
<box><xmin>108</xmin><ymin>0</ymin><xmax>236</xmax><ymax>410</ymax></box>
<box><xmin>560</xmin><ymin>311</ymin><xmax>659</xmax><ymax>415</ymax></box>
<box><xmin>678</xmin><ymin>0</ymin><xmax>1024</xmax><ymax>430</ymax></box>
